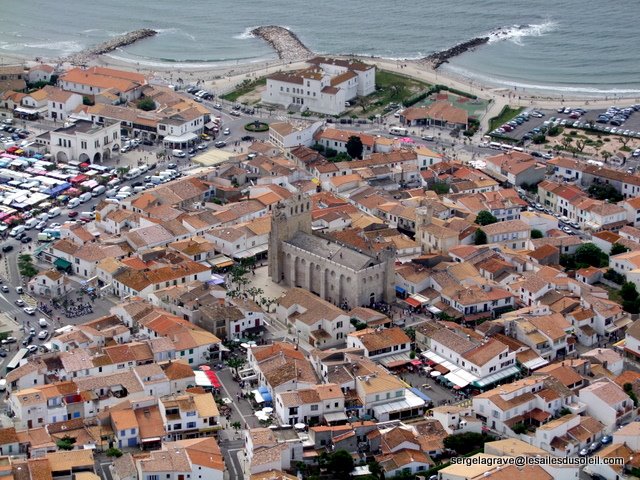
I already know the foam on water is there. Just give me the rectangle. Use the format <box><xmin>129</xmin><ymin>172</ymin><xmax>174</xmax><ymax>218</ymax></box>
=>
<box><xmin>234</xmin><ymin>27</ymin><xmax>259</xmax><ymax>40</ymax></box>
<box><xmin>487</xmin><ymin>21</ymin><xmax>558</xmax><ymax>45</ymax></box>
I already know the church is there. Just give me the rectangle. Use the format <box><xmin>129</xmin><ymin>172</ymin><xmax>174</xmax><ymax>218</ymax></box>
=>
<box><xmin>268</xmin><ymin>194</ymin><xmax>395</xmax><ymax>309</ymax></box>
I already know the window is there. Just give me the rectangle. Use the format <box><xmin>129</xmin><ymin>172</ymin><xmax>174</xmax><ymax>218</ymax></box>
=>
<box><xmin>310</xmin><ymin>404</ymin><xmax>318</xmax><ymax>411</ymax></box>
<box><xmin>187</xmin><ymin>422</ymin><xmax>196</xmax><ymax>429</ymax></box>
<box><xmin>186</xmin><ymin>411</ymin><xmax>196</xmax><ymax>416</ymax></box>
<box><xmin>148</xmin><ymin>476</ymin><xmax>159</xmax><ymax>480</ymax></box>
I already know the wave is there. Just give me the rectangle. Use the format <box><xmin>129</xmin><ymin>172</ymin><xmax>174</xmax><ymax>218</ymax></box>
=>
<box><xmin>0</xmin><ymin>40</ymin><xmax>83</xmax><ymax>54</ymax></box>
<box><xmin>234</xmin><ymin>26</ymin><xmax>259</xmax><ymax>40</ymax></box>
<box><xmin>487</xmin><ymin>21</ymin><xmax>558</xmax><ymax>46</ymax></box>
<box><xmin>104</xmin><ymin>51</ymin><xmax>276</xmax><ymax>69</ymax></box>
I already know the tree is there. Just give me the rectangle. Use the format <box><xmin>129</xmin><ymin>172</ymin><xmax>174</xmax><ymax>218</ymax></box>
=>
<box><xmin>443</xmin><ymin>432</ymin><xmax>494</xmax><ymax>455</ymax></box>
<box><xmin>106</xmin><ymin>447</ymin><xmax>123</xmax><ymax>457</ymax></box>
<box><xmin>355</xmin><ymin>96</ymin><xmax>370</xmax><ymax>113</ymax></box>
<box><xmin>620</xmin><ymin>282</ymin><xmax>639</xmax><ymax>303</ymax></box>
<box><xmin>82</xmin><ymin>96</ymin><xmax>94</xmax><ymax>106</ymax></box>
<box><xmin>226</xmin><ymin>357</ymin><xmax>246</xmax><ymax>375</ymax></box>
<box><xmin>576</xmin><ymin>139</ymin><xmax>587</xmax><ymax>153</ymax></box>
<box><xmin>246</xmin><ymin>286</ymin><xmax>264</xmax><ymax>302</ymax></box>
<box><xmin>588</xmin><ymin>183</ymin><xmax>623</xmax><ymax>202</ymax></box>
<box><xmin>611</xmin><ymin>243</ymin><xmax>630</xmax><ymax>256</ymax></box>
<box><xmin>475</xmin><ymin>210</ymin><xmax>498</xmax><ymax>226</ymax></box>
<box><xmin>474</xmin><ymin>228</ymin><xmax>487</xmax><ymax>245</ymax></box>
<box><xmin>231</xmin><ymin>421</ymin><xmax>242</xmax><ymax>431</ymax></box>
<box><xmin>56</xmin><ymin>435</ymin><xmax>76</xmax><ymax>451</ymax></box>
<box><xmin>327</xmin><ymin>450</ymin><xmax>355</xmax><ymax>478</ymax></box>
<box><xmin>532</xmin><ymin>134</ymin><xmax>546</xmax><ymax>144</ymax></box>
<box><xmin>345</xmin><ymin>136</ymin><xmax>364</xmax><ymax>159</ymax></box>
<box><xmin>531</xmin><ymin>229</ymin><xmax>543</xmax><ymax>239</ymax></box>
<box><xmin>137</xmin><ymin>97</ymin><xmax>156</xmax><ymax>111</ymax></box>
<box><xmin>18</xmin><ymin>254</ymin><xmax>38</xmax><ymax>278</ymax></box>
<box><xmin>574</xmin><ymin>243</ymin><xmax>607</xmax><ymax>268</ymax></box>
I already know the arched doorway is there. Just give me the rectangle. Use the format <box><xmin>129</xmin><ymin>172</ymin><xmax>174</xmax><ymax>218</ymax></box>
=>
<box><xmin>56</xmin><ymin>151</ymin><xmax>68</xmax><ymax>162</ymax></box>
<box><xmin>103</xmin><ymin>149</ymin><xmax>111</xmax><ymax>161</ymax></box>
<box><xmin>78</xmin><ymin>153</ymin><xmax>90</xmax><ymax>163</ymax></box>
<box><xmin>93</xmin><ymin>152</ymin><xmax>101</xmax><ymax>163</ymax></box>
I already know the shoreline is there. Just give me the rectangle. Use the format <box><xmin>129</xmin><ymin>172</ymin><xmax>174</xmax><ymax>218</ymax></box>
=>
<box><xmin>3</xmin><ymin>26</ymin><xmax>640</xmax><ymax>107</ymax></box>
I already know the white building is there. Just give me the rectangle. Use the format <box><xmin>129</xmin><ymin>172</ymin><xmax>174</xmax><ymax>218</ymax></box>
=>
<box><xmin>578</xmin><ymin>379</ymin><xmax>634</xmax><ymax>432</ymax></box>
<box><xmin>268</xmin><ymin>121</ymin><xmax>322</xmax><ymax>150</ymax></box>
<box><xmin>262</xmin><ymin>57</ymin><xmax>375</xmax><ymax>116</ymax></box>
<box><xmin>45</xmin><ymin>119</ymin><xmax>120</xmax><ymax>163</ymax></box>
<box><xmin>274</xmin><ymin>383</ymin><xmax>345</xmax><ymax>426</ymax></box>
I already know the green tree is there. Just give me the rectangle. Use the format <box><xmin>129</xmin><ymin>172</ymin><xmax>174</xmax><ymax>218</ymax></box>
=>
<box><xmin>345</xmin><ymin>136</ymin><xmax>364</xmax><ymax>159</ymax></box>
<box><xmin>327</xmin><ymin>450</ymin><xmax>355</xmax><ymax>478</ymax></box>
<box><xmin>611</xmin><ymin>243</ymin><xmax>630</xmax><ymax>256</ymax></box>
<box><xmin>367</xmin><ymin>460</ymin><xmax>383</xmax><ymax>480</ymax></box>
<box><xmin>531</xmin><ymin>229</ymin><xmax>543</xmax><ymax>239</ymax></box>
<box><xmin>624</xmin><ymin>383</ymin><xmax>639</xmax><ymax>407</ymax></box>
<box><xmin>511</xmin><ymin>423</ymin><xmax>527</xmax><ymax>434</ymax></box>
<box><xmin>56</xmin><ymin>435</ymin><xmax>76</xmax><ymax>451</ymax></box>
<box><xmin>474</xmin><ymin>228</ymin><xmax>487</xmax><ymax>245</ymax></box>
<box><xmin>429</xmin><ymin>182</ymin><xmax>450</xmax><ymax>194</ymax></box>
<box><xmin>588</xmin><ymin>183</ymin><xmax>623</xmax><ymax>202</ymax></box>
<box><xmin>620</xmin><ymin>282</ymin><xmax>639</xmax><ymax>302</ymax></box>
<box><xmin>82</xmin><ymin>96</ymin><xmax>94</xmax><ymax>106</ymax></box>
<box><xmin>231</xmin><ymin>421</ymin><xmax>242</xmax><ymax>431</ymax></box>
<box><xmin>18</xmin><ymin>254</ymin><xmax>38</xmax><ymax>278</ymax></box>
<box><xmin>532</xmin><ymin>134</ymin><xmax>546</xmax><ymax>144</ymax></box>
<box><xmin>574</xmin><ymin>243</ymin><xmax>607</xmax><ymax>268</ymax></box>
<box><xmin>475</xmin><ymin>210</ymin><xmax>498</xmax><ymax>226</ymax></box>
<box><xmin>137</xmin><ymin>97</ymin><xmax>156</xmax><ymax>111</ymax></box>
<box><xmin>246</xmin><ymin>286</ymin><xmax>264</xmax><ymax>302</ymax></box>
<box><xmin>106</xmin><ymin>447</ymin><xmax>123</xmax><ymax>457</ymax></box>
<box><xmin>226</xmin><ymin>357</ymin><xmax>246</xmax><ymax>375</ymax></box>
<box><xmin>443</xmin><ymin>432</ymin><xmax>495</xmax><ymax>455</ymax></box>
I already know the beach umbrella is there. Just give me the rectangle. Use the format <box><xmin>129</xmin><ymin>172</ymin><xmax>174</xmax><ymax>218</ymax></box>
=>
<box><xmin>430</xmin><ymin>371</ymin><xmax>442</xmax><ymax>377</ymax></box>
<box><xmin>262</xmin><ymin>407</ymin><xmax>274</xmax><ymax>414</ymax></box>
<box><xmin>294</xmin><ymin>423</ymin><xmax>306</xmax><ymax>430</ymax></box>
<box><xmin>199</xmin><ymin>365</ymin><xmax>211</xmax><ymax>371</ymax></box>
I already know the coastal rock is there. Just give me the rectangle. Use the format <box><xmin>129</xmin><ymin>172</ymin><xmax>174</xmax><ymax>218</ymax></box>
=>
<box><xmin>251</xmin><ymin>26</ymin><xmax>313</xmax><ymax>62</ymax></box>
<box><xmin>421</xmin><ymin>36</ymin><xmax>490</xmax><ymax>69</ymax></box>
<box><xmin>63</xmin><ymin>29</ymin><xmax>158</xmax><ymax>65</ymax></box>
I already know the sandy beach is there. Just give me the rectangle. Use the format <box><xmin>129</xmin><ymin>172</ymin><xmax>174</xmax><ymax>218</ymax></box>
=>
<box><xmin>4</xmin><ymin>24</ymin><xmax>640</xmax><ymax>129</ymax></box>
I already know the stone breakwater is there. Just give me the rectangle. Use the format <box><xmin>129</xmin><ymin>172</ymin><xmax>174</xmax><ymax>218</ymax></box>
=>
<box><xmin>63</xmin><ymin>29</ymin><xmax>158</xmax><ymax>65</ymax></box>
<box><xmin>421</xmin><ymin>36</ymin><xmax>490</xmax><ymax>69</ymax></box>
<box><xmin>251</xmin><ymin>26</ymin><xmax>313</xmax><ymax>62</ymax></box>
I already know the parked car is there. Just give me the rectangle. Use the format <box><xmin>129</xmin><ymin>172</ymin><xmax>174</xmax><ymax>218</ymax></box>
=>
<box><xmin>1</xmin><ymin>286</ymin><xmax>9</xmax><ymax>293</ymax></box>
<box><xmin>23</xmin><ymin>306</ymin><xmax>36</xmax><ymax>315</ymax></box>
<box><xmin>20</xmin><ymin>236</ymin><xmax>32</xmax><ymax>244</ymax></box>
<box><xmin>15</xmin><ymin>299</ymin><xmax>25</xmax><ymax>307</ymax></box>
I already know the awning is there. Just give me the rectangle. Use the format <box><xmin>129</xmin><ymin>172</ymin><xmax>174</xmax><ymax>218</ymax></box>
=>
<box><xmin>233</xmin><ymin>245</ymin><xmax>268</xmax><ymax>259</ymax></box>
<box><xmin>607</xmin><ymin>316</ymin><xmax>633</xmax><ymax>332</ymax></box>
<box><xmin>404</xmin><ymin>297</ymin><xmax>422</xmax><ymax>308</ymax></box>
<box><xmin>252</xmin><ymin>389</ymin><xmax>265</xmax><ymax>404</ymax></box>
<box><xmin>54</xmin><ymin>258</ymin><xmax>72</xmax><ymax>269</ymax></box>
<box><xmin>141</xmin><ymin>437</ymin><xmax>161</xmax><ymax>443</ymax></box>
<box><xmin>324</xmin><ymin>412</ymin><xmax>348</xmax><ymax>423</ymax></box>
<box><xmin>372</xmin><ymin>389</ymin><xmax>426</xmax><ymax>416</ymax></box>
<box><xmin>411</xmin><ymin>294</ymin><xmax>430</xmax><ymax>304</ymax></box>
<box><xmin>409</xmin><ymin>387</ymin><xmax>432</xmax><ymax>403</ymax></box>
<box><xmin>204</xmin><ymin>370</ymin><xmax>221</xmax><ymax>388</ymax></box>
<box><xmin>472</xmin><ymin>365</ymin><xmax>520</xmax><ymax>388</ymax></box>
<box><xmin>163</xmin><ymin>132</ymin><xmax>198</xmax><ymax>143</ymax></box>
<box><xmin>427</xmin><ymin>305</ymin><xmax>442</xmax><ymax>314</ymax></box>
<box><xmin>410</xmin><ymin>359</ymin><xmax>422</xmax><ymax>366</ymax></box>
<box><xmin>395</xmin><ymin>286</ymin><xmax>406</xmax><ymax>294</ymax></box>
<box><xmin>444</xmin><ymin>371</ymin><xmax>470</xmax><ymax>388</ymax></box>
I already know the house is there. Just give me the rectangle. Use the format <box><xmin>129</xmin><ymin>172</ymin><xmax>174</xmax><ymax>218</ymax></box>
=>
<box><xmin>46</xmin><ymin>87</ymin><xmax>83</xmax><ymax>122</ymax></box>
<box><xmin>346</xmin><ymin>327</ymin><xmax>411</xmax><ymax>359</ymax></box>
<box><xmin>275</xmin><ymin>288</ymin><xmax>354</xmax><ymax>349</ymax></box>
<box><xmin>268</xmin><ymin>121</ymin><xmax>322</xmax><ymax>150</ymax></box>
<box><xmin>625</xmin><ymin>319</ymin><xmax>640</xmax><ymax>361</ymax></box>
<box><xmin>431</xmin><ymin>405</ymin><xmax>482</xmax><ymax>435</ymax></box>
<box><xmin>399</xmin><ymin>102</ymin><xmax>468</xmax><ymax>130</ymax></box>
<box><xmin>530</xmin><ymin>413</ymin><xmax>605</xmax><ymax>457</ymax></box>
<box><xmin>480</xmin><ymin>220</ymin><xmax>531</xmax><ymax>250</ymax></box>
<box><xmin>375</xmin><ymin>449</ymin><xmax>433</xmax><ymax>477</ymax></box>
<box><xmin>0</xmin><ymin>65</ymin><xmax>26</xmax><ymax>93</ymax></box>
<box><xmin>314</xmin><ymin>128</ymin><xmax>376</xmax><ymax>156</ymax></box>
<box><xmin>27</xmin><ymin>64</ymin><xmax>55</xmax><ymax>83</ymax></box>
<box><xmin>244</xmin><ymin>427</ymin><xmax>303</xmax><ymax>475</ymax></box>
<box><xmin>355</xmin><ymin>371</ymin><xmax>426</xmax><ymax>421</ymax></box>
<box><xmin>274</xmin><ymin>383</ymin><xmax>345</xmax><ymax>426</ymax></box>
<box><xmin>585</xmin><ymin>443</ymin><xmax>635</xmax><ymax>480</ymax></box>
<box><xmin>28</xmin><ymin>269</ymin><xmax>71</xmax><ymax>298</ymax></box>
<box><xmin>59</xmin><ymin>66</ymin><xmax>147</xmax><ymax>101</ymax></box>
<box><xmin>578</xmin><ymin>379</ymin><xmax>635</xmax><ymax>431</ymax></box>
<box><xmin>43</xmin><ymin>118</ymin><xmax>120</xmax><ymax>164</ymax></box>
<box><xmin>262</xmin><ymin>57</ymin><xmax>375</xmax><ymax>116</ymax></box>
<box><xmin>484</xmin><ymin>151</ymin><xmax>546</xmax><ymax>186</ymax></box>
<box><xmin>623</xmin><ymin>196</ymin><xmax>640</xmax><ymax>227</ymax></box>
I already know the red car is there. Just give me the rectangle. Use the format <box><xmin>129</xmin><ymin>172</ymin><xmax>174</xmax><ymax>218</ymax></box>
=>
<box><xmin>68</xmin><ymin>211</ymin><xmax>78</xmax><ymax>218</ymax></box>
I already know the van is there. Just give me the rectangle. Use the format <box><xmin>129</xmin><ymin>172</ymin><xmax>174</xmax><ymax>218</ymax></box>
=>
<box><xmin>67</xmin><ymin>197</ymin><xmax>81</xmax><ymax>209</ymax></box>
<box><xmin>150</xmin><ymin>176</ymin><xmax>163</xmax><ymax>184</ymax></box>
<box><xmin>160</xmin><ymin>170</ymin><xmax>173</xmax><ymax>179</ymax></box>
<box><xmin>124</xmin><ymin>168</ymin><xmax>141</xmax><ymax>180</ymax></box>
<box><xmin>133</xmin><ymin>186</ymin><xmax>146</xmax><ymax>193</ymax></box>
<box><xmin>107</xmin><ymin>178</ymin><xmax>121</xmax><ymax>188</ymax></box>
<box><xmin>9</xmin><ymin>225</ymin><xmax>26</xmax><ymax>237</ymax></box>
<box><xmin>138</xmin><ymin>164</ymin><xmax>149</xmax><ymax>174</ymax></box>
<box><xmin>39</xmin><ymin>318</ymin><xmax>48</xmax><ymax>328</ymax></box>
<box><xmin>172</xmin><ymin>149</ymin><xmax>186</xmax><ymax>158</ymax></box>
<box><xmin>37</xmin><ymin>212</ymin><xmax>49</xmax><ymax>222</ymax></box>
<box><xmin>37</xmin><ymin>232</ymin><xmax>52</xmax><ymax>241</ymax></box>
<box><xmin>0</xmin><ymin>379</ymin><xmax>6</xmax><ymax>392</ymax></box>
<box><xmin>104</xmin><ymin>198</ymin><xmax>120</xmax><ymax>205</ymax></box>
<box><xmin>80</xmin><ymin>211</ymin><xmax>95</xmax><ymax>219</ymax></box>
<box><xmin>24</xmin><ymin>218</ymin><xmax>39</xmax><ymax>229</ymax></box>
<box><xmin>47</xmin><ymin>207</ymin><xmax>61</xmax><ymax>218</ymax></box>
<box><xmin>92</xmin><ymin>185</ymin><xmax>106</xmax><ymax>197</ymax></box>
<box><xmin>115</xmin><ymin>193</ymin><xmax>130</xmax><ymax>201</ymax></box>
<box><xmin>389</xmin><ymin>126</ymin><xmax>408</xmax><ymax>136</ymax></box>
<box><xmin>119</xmin><ymin>186</ymin><xmax>132</xmax><ymax>194</ymax></box>
<box><xmin>43</xmin><ymin>229</ymin><xmax>61</xmax><ymax>239</ymax></box>
<box><xmin>106</xmin><ymin>188</ymin><xmax>118</xmax><ymax>198</ymax></box>
<box><xmin>78</xmin><ymin>192</ymin><xmax>92</xmax><ymax>203</ymax></box>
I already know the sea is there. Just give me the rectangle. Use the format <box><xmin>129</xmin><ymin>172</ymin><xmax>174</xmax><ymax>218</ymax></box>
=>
<box><xmin>1</xmin><ymin>0</ymin><xmax>639</xmax><ymax>97</ymax></box>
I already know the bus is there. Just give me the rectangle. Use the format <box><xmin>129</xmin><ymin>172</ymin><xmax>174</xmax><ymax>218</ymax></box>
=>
<box><xmin>389</xmin><ymin>126</ymin><xmax>408</xmax><ymax>136</ymax></box>
<box><xmin>6</xmin><ymin>348</ymin><xmax>28</xmax><ymax>374</ymax></box>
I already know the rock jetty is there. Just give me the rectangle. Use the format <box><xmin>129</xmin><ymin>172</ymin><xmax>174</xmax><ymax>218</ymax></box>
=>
<box><xmin>63</xmin><ymin>29</ymin><xmax>157</xmax><ymax>65</ymax></box>
<box><xmin>251</xmin><ymin>26</ymin><xmax>313</xmax><ymax>62</ymax></box>
<box><xmin>421</xmin><ymin>36</ymin><xmax>490</xmax><ymax>69</ymax></box>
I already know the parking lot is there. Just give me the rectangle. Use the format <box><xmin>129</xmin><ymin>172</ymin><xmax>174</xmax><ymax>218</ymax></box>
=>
<box><xmin>490</xmin><ymin>104</ymin><xmax>640</xmax><ymax>145</ymax></box>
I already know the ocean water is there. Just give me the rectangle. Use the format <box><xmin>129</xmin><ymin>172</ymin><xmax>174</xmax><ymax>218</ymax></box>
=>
<box><xmin>1</xmin><ymin>0</ymin><xmax>639</xmax><ymax>95</ymax></box>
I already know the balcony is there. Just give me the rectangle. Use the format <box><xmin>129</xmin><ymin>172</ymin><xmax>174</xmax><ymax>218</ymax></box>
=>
<box><xmin>566</xmin><ymin>401</ymin><xmax>587</xmax><ymax>415</ymax></box>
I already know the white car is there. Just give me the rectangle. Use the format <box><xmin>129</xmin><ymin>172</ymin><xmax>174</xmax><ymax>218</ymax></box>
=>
<box><xmin>38</xmin><ymin>330</ymin><xmax>48</xmax><ymax>340</ymax></box>
<box><xmin>27</xmin><ymin>345</ymin><xmax>38</xmax><ymax>354</ymax></box>
<box><xmin>23</xmin><ymin>306</ymin><xmax>36</xmax><ymax>315</ymax></box>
